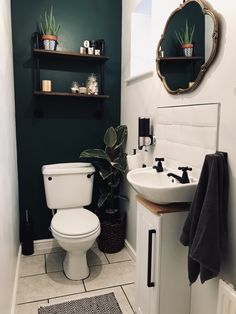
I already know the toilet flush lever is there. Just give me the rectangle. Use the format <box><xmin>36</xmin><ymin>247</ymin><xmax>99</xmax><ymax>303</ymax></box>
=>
<box><xmin>87</xmin><ymin>172</ymin><xmax>96</xmax><ymax>179</ymax></box>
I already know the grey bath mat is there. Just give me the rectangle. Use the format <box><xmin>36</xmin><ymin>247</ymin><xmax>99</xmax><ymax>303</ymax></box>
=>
<box><xmin>38</xmin><ymin>292</ymin><xmax>123</xmax><ymax>314</ymax></box>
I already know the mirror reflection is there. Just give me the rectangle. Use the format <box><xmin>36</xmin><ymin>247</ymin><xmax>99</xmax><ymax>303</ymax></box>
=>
<box><xmin>156</xmin><ymin>0</ymin><xmax>219</xmax><ymax>94</ymax></box>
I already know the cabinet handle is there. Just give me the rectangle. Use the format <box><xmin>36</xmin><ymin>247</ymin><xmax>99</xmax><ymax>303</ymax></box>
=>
<box><xmin>147</xmin><ymin>229</ymin><xmax>156</xmax><ymax>288</ymax></box>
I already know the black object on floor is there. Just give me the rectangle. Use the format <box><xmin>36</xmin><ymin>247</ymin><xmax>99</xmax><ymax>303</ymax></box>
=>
<box><xmin>22</xmin><ymin>209</ymin><xmax>34</xmax><ymax>255</ymax></box>
<box><xmin>180</xmin><ymin>152</ymin><xmax>229</xmax><ymax>284</ymax></box>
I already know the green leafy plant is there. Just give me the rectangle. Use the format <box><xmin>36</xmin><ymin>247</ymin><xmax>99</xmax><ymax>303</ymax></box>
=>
<box><xmin>39</xmin><ymin>6</ymin><xmax>61</xmax><ymax>36</ymax></box>
<box><xmin>175</xmin><ymin>19</ymin><xmax>195</xmax><ymax>45</ymax></box>
<box><xmin>80</xmin><ymin>125</ymin><xmax>128</xmax><ymax>220</ymax></box>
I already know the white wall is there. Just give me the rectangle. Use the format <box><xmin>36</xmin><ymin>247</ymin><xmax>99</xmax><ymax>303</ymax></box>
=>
<box><xmin>121</xmin><ymin>1</ymin><xmax>236</xmax><ymax>313</ymax></box>
<box><xmin>0</xmin><ymin>0</ymin><xmax>20</xmax><ymax>313</ymax></box>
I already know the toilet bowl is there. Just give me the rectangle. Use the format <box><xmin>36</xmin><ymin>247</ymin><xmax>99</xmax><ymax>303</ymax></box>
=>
<box><xmin>42</xmin><ymin>162</ymin><xmax>100</xmax><ymax>280</ymax></box>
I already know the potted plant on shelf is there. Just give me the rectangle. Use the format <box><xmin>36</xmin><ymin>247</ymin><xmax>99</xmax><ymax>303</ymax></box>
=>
<box><xmin>80</xmin><ymin>125</ymin><xmax>128</xmax><ymax>253</ymax></box>
<box><xmin>175</xmin><ymin>19</ymin><xmax>195</xmax><ymax>57</ymax></box>
<box><xmin>39</xmin><ymin>6</ymin><xmax>61</xmax><ymax>51</ymax></box>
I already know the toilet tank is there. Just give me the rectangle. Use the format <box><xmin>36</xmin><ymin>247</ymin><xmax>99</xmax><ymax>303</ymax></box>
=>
<box><xmin>42</xmin><ymin>162</ymin><xmax>95</xmax><ymax>209</ymax></box>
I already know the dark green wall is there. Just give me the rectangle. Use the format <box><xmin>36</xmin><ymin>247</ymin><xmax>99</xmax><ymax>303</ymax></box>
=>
<box><xmin>11</xmin><ymin>0</ymin><xmax>122</xmax><ymax>240</ymax></box>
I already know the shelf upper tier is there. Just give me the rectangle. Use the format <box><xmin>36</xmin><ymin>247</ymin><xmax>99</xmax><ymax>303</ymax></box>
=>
<box><xmin>34</xmin><ymin>91</ymin><xmax>109</xmax><ymax>99</ymax></box>
<box><xmin>33</xmin><ymin>49</ymin><xmax>109</xmax><ymax>62</ymax></box>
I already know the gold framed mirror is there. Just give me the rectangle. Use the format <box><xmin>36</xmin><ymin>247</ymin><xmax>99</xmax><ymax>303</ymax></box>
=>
<box><xmin>156</xmin><ymin>0</ymin><xmax>219</xmax><ymax>94</ymax></box>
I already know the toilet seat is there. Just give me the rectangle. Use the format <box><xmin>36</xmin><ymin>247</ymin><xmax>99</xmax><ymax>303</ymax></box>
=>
<box><xmin>51</xmin><ymin>208</ymin><xmax>100</xmax><ymax>239</ymax></box>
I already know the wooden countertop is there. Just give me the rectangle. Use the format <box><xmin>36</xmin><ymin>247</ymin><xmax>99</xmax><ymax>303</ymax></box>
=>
<box><xmin>137</xmin><ymin>195</ymin><xmax>190</xmax><ymax>214</ymax></box>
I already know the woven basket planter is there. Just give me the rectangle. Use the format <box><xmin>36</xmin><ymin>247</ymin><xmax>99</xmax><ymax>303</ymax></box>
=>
<box><xmin>98</xmin><ymin>215</ymin><xmax>126</xmax><ymax>253</ymax></box>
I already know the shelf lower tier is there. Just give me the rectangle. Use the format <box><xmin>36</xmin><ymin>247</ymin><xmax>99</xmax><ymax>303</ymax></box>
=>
<box><xmin>34</xmin><ymin>91</ymin><xmax>109</xmax><ymax>99</ymax></box>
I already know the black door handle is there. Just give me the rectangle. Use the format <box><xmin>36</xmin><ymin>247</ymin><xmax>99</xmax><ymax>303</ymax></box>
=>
<box><xmin>147</xmin><ymin>229</ymin><xmax>156</xmax><ymax>287</ymax></box>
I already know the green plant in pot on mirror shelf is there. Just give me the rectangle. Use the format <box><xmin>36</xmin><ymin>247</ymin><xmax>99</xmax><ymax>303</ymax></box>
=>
<box><xmin>175</xmin><ymin>19</ymin><xmax>195</xmax><ymax>57</ymax></box>
<box><xmin>39</xmin><ymin>6</ymin><xmax>61</xmax><ymax>51</ymax></box>
<box><xmin>80</xmin><ymin>125</ymin><xmax>128</xmax><ymax>253</ymax></box>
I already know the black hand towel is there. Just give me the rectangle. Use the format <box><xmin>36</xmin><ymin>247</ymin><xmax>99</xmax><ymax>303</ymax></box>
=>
<box><xmin>180</xmin><ymin>152</ymin><xmax>228</xmax><ymax>284</ymax></box>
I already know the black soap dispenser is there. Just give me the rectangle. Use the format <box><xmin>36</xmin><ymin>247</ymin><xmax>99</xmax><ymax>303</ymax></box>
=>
<box><xmin>138</xmin><ymin>117</ymin><xmax>154</xmax><ymax>149</ymax></box>
<box><xmin>22</xmin><ymin>210</ymin><xmax>34</xmax><ymax>255</ymax></box>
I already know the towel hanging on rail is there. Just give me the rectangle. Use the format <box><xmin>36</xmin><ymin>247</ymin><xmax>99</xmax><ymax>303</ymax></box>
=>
<box><xmin>180</xmin><ymin>151</ymin><xmax>229</xmax><ymax>284</ymax></box>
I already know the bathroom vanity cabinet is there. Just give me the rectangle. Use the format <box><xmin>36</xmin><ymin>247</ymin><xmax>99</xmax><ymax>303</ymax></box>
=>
<box><xmin>135</xmin><ymin>196</ymin><xmax>190</xmax><ymax>314</ymax></box>
<box><xmin>32</xmin><ymin>48</ymin><xmax>109</xmax><ymax>99</ymax></box>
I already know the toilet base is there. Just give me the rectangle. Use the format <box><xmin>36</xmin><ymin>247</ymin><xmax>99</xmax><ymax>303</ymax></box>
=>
<box><xmin>63</xmin><ymin>251</ymin><xmax>89</xmax><ymax>280</ymax></box>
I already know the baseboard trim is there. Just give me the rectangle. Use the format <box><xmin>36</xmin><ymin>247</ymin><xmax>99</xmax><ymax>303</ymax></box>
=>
<box><xmin>11</xmin><ymin>244</ymin><xmax>21</xmax><ymax>314</ymax></box>
<box><xmin>124</xmin><ymin>239</ymin><xmax>136</xmax><ymax>262</ymax></box>
<box><xmin>34</xmin><ymin>238</ymin><xmax>60</xmax><ymax>254</ymax></box>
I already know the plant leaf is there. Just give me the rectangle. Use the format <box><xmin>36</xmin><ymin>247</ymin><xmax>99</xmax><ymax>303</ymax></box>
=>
<box><xmin>184</xmin><ymin>19</ymin><xmax>189</xmax><ymax>43</ymax></box>
<box><xmin>98</xmin><ymin>192</ymin><xmax>111</xmax><ymax>208</ymax></box>
<box><xmin>99</xmin><ymin>168</ymin><xmax>112</xmax><ymax>180</ymax></box>
<box><xmin>114</xmin><ymin>125</ymin><xmax>127</xmax><ymax>149</ymax></box>
<box><xmin>175</xmin><ymin>31</ymin><xmax>184</xmax><ymax>45</ymax></box>
<box><xmin>111</xmin><ymin>154</ymin><xmax>127</xmax><ymax>173</ymax></box>
<box><xmin>104</xmin><ymin>127</ymin><xmax>117</xmax><ymax>148</ymax></box>
<box><xmin>190</xmin><ymin>25</ymin><xmax>195</xmax><ymax>43</ymax></box>
<box><xmin>80</xmin><ymin>149</ymin><xmax>111</xmax><ymax>162</ymax></box>
<box><xmin>114</xmin><ymin>194</ymin><xmax>129</xmax><ymax>201</ymax></box>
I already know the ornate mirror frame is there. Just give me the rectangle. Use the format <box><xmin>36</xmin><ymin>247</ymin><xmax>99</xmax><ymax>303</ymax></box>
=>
<box><xmin>156</xmin><ymin>0</ymin><xmax>219</xmax><ymax>94</ymax></box>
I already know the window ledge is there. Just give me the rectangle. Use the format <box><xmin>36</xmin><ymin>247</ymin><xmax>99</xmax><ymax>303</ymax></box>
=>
<box><xmin>124</xmin><ymin>70</ymin><xmax>154</xmax><ymax>85</ymax></box>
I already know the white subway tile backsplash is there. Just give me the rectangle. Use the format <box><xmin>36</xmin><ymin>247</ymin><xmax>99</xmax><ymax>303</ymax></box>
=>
<box><xmin>155</xmin><ymin>124</ymin><xmax>166</xmax><ymax>140</ymax></box>
<box><xmin>156</xmin><ymin>108</ymin><xmax>173</xmax><ymax>124</ymax></box>
<box><xmin>155</xmin><ymin>104</ymin><xmax>219</xmax><ymax>178</ymax></box>
<box><xmin>172</xmin><ymin>107</ymin><xmax>193</xmax><ymax>126</ymax></box>
<box><xmin>165</xmin><ymin>125</ymin><xmax>181</xmax><ymax>143</ymax></box>
<box><xmin>192</xmin><ymin>104</ymin><xmax>218</xmax><ymax>126</ymax></box>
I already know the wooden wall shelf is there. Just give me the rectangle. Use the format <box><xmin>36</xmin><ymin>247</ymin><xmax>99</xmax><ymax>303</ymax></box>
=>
<box><xmin>34</xmin><ymin>91</ymin><xmax>109</xmax><ymax>99</ymax></box>
<box><xmin>33</xmin><ymin>49</ymin><xmax>109</xmax><ymax>62</ymax></box>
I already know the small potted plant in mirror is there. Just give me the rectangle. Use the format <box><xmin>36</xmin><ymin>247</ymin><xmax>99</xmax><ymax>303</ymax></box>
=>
<box><xmin>175</xmin><ymin>19</ymin><xmax>195</xmax><ymax>57</ymax></box>
<box><xmin>80</xmin><ymin>125</ymin><xmax>128</xmax><ymax>253</ymax></box>
<box><xmin>39</xmin><ymin>6</ymin><xmax>61</xmax><ymax>51</ymax></box>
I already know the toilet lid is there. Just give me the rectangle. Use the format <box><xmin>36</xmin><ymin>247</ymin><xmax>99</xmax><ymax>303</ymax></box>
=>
<box><xmin>51</xmin><ymin>208</ymin><xmax>100</xmax><ymax>237</ymax></box>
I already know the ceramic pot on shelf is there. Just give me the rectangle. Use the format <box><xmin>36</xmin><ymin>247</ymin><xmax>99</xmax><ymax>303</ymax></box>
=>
<box><xmin>42</xmin><ymin>34</ymin><xmax>58</xmax><ymax>51</ymax></box>
<box><xmin>182</xmin><ymin>43</ymin><xmax>193</xmax><ymax>57</ymax></box>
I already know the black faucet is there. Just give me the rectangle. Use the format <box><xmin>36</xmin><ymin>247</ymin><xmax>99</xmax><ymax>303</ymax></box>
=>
<box><xmin>167</xmin><ymin>166</ymin><xmax>192</xmax><ymax>184</ymax></box>
<box><xmin>153</xmin><ymin>157</ymin><xmax>164</xmax><ymax>172</ymax></box>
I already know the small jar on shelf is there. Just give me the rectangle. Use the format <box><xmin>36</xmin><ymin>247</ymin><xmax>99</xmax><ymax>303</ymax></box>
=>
<box><xmin>70</xmin><ymin>81</ymin><xmax>79</xmax><ymax>94</ymax></box>
<box><xmin>78</xmin><ymin>83</ymin><xmax>87</xmax><ymax>94</ymax></box>
<box><xmin>87</xmin><ymin>73</ymin><xmax>98</xmax><ymax>95</ymax></box>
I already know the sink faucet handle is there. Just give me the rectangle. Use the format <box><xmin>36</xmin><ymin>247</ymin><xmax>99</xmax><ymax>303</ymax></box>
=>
<box><xmin>155</xmin><ymin>157</ymin><xmax>165</xmax><ymax>162</ymax></box>
<box><xmin>178</xmin><ymin>166</ymin><xmax>192</xmax><ymax>183</ymax></box>
<box><xmin>178</xmin><ymin>166</ymin><xmax>192</xmax><ymax>172</ymax></box>
<box><xmin>153</xmin><ymin>157</ymin><xmax>165</xmax><ymax>172</ymax></box>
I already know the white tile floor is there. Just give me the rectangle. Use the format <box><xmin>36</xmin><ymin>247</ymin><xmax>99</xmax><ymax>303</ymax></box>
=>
<box><xmin>16</xmin><ymin>245</ymin><xmax>136</xmax><ymax>314</ymax></box>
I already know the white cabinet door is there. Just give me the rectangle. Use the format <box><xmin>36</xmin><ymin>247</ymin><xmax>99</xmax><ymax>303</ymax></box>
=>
<box><xmin>135</xmin><ymin>200</ymin><xmax>190</xmax><ymax>314</ymax></box>
<box><xmin>136</xmin><ymin>202</ymin><xmax>161</xmax><ymax>314</ymax></box>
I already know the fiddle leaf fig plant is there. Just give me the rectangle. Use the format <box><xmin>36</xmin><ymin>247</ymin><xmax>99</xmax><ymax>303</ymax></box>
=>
<box><xmin>80</xmin><ymin>125</ymin><xmax>128</xmax><ymax>219</ymax></box>
<box><xmin>175</xmin><ymin>19</ymin><xmax>195</xmax><ymax>45</ymax></box>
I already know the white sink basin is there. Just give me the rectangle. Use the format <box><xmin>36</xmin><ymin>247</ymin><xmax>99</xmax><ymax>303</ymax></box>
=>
<box><xmin>127</xmin><ymin>167</ymin><xmax>198</xmax><ymax>204</ymax></box>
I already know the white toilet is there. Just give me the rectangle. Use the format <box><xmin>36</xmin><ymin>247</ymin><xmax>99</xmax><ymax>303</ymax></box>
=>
<box><xmin>42</xmin><ymin>162</ymin><xmax>100</xmax><ymax>280</ymax></box>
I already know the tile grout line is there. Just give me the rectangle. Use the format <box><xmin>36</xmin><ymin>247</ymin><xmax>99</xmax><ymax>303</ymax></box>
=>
<box><xmin>106</xmin><ymin>258</ymin><xmax>132</xmax><ymax>265</ymax></box>
<box><xmin>17</xmin><ymin>298</ymin><xmax>50</xmax><ymax>306</ymax></box>
<box><xmin>104</xmin><ymin>253</ymin><xmax>111</xmax><ymax>264</ymax></box>
<box><xmin>17</xmin><ymin>282</ymin><xmax>135</xmax><ymax>306</ymax></box>
<box><xmin>49</xmin><ymin>283</ymin><xmax>135</xmax><ymax>302</ymax></box>
<box><xmin>121</xmin><ymin>285</ymin><xmax>135</xmax><ymax>314</ymax></box>
<box><xmin>17</xmin><ymin>259</ymin><xmax>133</xmax><ymax>279</ymax></box>
<box><xmin>44</xmin><ymin>254</ymin><xmax>48</xmax><ymax>274</ymax></box>
<box><xmin>82</xmin><ymin>278</ymin><xmax>87</xmax><ymax>292</ymax></box>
